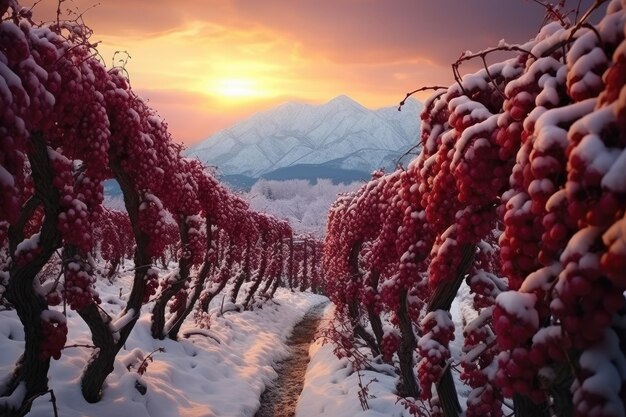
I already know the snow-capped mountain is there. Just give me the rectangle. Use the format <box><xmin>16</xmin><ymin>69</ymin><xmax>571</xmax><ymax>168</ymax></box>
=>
<box><xmin>186</xmin><ymin>95</ymin><xmax>422</xmax><ymax>185</ymax></box>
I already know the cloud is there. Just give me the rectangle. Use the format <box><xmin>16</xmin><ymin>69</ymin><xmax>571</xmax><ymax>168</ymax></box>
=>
<box><xmin>21</xmin><ymin>0</ymin><xmax>607</xmax><ymax>145</ymax></box>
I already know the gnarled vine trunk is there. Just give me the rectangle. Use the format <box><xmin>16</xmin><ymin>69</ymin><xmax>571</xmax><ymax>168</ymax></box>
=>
<box><xmin>230</xmin><ymin>238</ymin><xmax>252</xmax><ymax>303</ymax></box>
<box><xmin>261</xmin><ymin>244</ymin><xmax>283</xmax><ymax>296</ymax></box>
<box><xmin>243</xmin><ymin>239</ymin><xmax>270</xmax><ymax>310</ymax></box>
<box><xmin>78</xmin><ymin>159</ymin><xmax>152</xmax><ymax>403</ymax></box>
<box><xmin>151</xmin><ymin>215</ymin><xmax>192</xmax><ymax>339</ymax></box>
<box><xmin>168</xmin><ymin>224</ymin><xmax>215</xmax><ymax>339</ymax></box>
<box><xmin>2</xmin><ymin>133</ymin><xmax>62</xmax><ymax>417</ymax></box>
<box><xmin>396</xmin><ymin>289</ymin><xmax>419</xmax><ymax>399</ymax></box>
<box><xmin>299</xmin><ymin>241</ymin><xmax>308</xmax><ymax>292</ymax></box>
<box><xmin>366</xmin><ymin>270</ymin><xmax>384</xmax><ymax>351</ymax></box>
<box><xmin>346</xmin><ymin>241</ymin><xmax>381</xmax><ymax>358</ymax></box>
<box><xmin>287</xmin><ymin>237</ymin><xmax>294</xmax><ymax>290</ymax></box>
<box><xmin>426</xmin><ymin>243</ymin><xmax>475</xmax><ymax>417</ymax></box>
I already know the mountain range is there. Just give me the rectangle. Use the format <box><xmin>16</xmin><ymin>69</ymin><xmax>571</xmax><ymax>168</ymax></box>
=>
<box><xmin>186</xmin><ymin>95</ymin><xmax>422</xmax><ymax>189</ymax></box>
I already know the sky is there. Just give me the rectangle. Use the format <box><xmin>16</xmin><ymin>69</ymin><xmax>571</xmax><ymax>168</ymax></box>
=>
<box><xmin>24</xmin><ymin>0</ymin><xmax>604</xmax><ymax>146</ymax></box>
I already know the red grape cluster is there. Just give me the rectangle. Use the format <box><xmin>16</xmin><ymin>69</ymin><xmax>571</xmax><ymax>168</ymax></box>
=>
<box><xmin>64</xmin><ymin>259</ymin><xmax>100</xmax><ymax>311</ymax></box>
<box><xmin>381</xmin><ymin>328</ymin><xmax>400</xmax><ymax>362</ymax></box>
<box><xmin>168</xmin><ymin>288</ymin><xmax>188</xmax><ymax>315</ymax></box>
<box><xmin>137</xmin><ymin>193</ymin><xmax>170</xmax><ymax>257</ymax></box>
<box><xmin>494</xmin><ymin>348</ymin><xmax>544</xmax><ymax>403</ymax></box>
<box><xmin>571</xmin><ymin>328</ymin><xmax>625</xmax><ymax>417</ymax></box>
<box><xmin>39</xmin><ymin>311</ymin><xmax>67</xmax><ymax>361</ymax></box>
<box><xmin>416</xmin><ymin>310</ymin><xmax>455</xmax><ymax>399</ymax></box>
<box><xmin>50</xmin><ymin>151</ymin><xmax>94</xmax><ymax>253</ymax></box>
<box><xmin>95</xmin><ymin>209</ymin><xmax>132</xmax><ymax>264</ymax></box>
<box><xmin>498</xmin><ymin>53</ymin><xmax>568</xmax><ymax>289</ymax></box>
<box><xmin>0</xmin><ymin>16</ymin><xmax>70</xmax><ymax>221</ymax></box>
<box><xmin>427</xmin><ymin>226</ymin><xmax>462</xmax><ymax>288</ymax></box>
<box><xmin>165</xmin><ymin>160</ymin><xmax>197</xmax><ymax>209</ymax></box>
<box><xmin>527</xmin><ymin>325</ymin><xmax>571</xmax><ymax>366</ymax></box>
<box><xmin>13</xmin><ymin>232</ymin><xmax>42</xmax><ymax>266</ymax></box>
<box><xmin>493</xmin><ymin>292</ymin><xmax>539</xmax><ymax>350</ymax></box>
<box><xmin>460</xmin><ymin>316</ymin><xmax>502</xmax><ymax>417</ymax></box>
<box><xmin>143</xmin><ymin>267</ymin><xmax>159</xmax><ymax>303</ymax></box>
<box><xmin>465</xmin><ymin>385</ymin><xmax>503</xmax><ymax>417</ymax></box>
<box><xmin>185</xmin><ymin>215</ymin><xmax>206</xmax><ymax>266</ymax></box>
<box><xmin>467</xmin><ymin>269</ymin><xmax>502</xmax><ymax>309</ymax></box>
<box><xmin>555</xmin><ymin>228</ymin><xmax>617</xmax><ymax>344</ymax></box>
<box><xmin>396</xmin><ymin>171</ymin><xmax>432</xmax><ymax>297</ymax></box>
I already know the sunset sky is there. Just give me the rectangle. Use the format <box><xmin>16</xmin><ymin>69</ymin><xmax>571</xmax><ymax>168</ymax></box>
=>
<box><xmin>26</xmin><ymin>0</ymin><xmax>603</xmax><ymax>146</ymax></box>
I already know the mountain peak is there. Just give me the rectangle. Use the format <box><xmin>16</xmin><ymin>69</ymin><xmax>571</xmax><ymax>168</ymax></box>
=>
<box><xmin>326</xmin><ymin>95</ymin><xmax>366</xmax><ymax>111</ymax></box>
<box><xmin>186</xmin><ymin>96</ymin><xmax>423</xmax><ymax>180</ymax></box>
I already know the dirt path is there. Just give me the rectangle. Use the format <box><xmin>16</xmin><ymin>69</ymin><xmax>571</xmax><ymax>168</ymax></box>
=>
<box><xmin>254</xmin><ymin>302</ymin><xmax>327</xmax><ymax>417</ymax></box>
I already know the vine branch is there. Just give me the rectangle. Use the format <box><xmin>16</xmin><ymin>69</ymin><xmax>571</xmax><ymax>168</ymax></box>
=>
<box><xmin>398</xmin><ymin>86</ymin><xmax>446</xmax><ymax>111</ymax></box>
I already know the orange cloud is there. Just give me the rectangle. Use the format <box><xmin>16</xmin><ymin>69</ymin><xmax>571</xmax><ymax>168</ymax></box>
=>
<box><xmin>22</xmin><ymin>0</ymin><xmax>606</xmax><ymax>145</ymax></box>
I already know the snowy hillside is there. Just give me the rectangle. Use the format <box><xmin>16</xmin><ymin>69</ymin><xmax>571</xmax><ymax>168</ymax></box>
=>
<box><xmin>186</xmin><ymin>96</ymin><xmax>422</xmax><ymax>179</ymax></box>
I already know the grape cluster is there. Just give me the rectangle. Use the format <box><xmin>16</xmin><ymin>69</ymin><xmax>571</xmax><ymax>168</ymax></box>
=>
<box><xmin>0</xmin><ymin>21</ymin><xmax>33</xmax><ymax>223</ymax></box>
<box><xmin>428</xmin><ymin>226</ymin><xmax>463</xmax><ymax>288</ymax></box>
<box><xmin>381</xmin><ymin>329</ymin><xmax>400</xmax><ymax>362</ymax></box>
<box><xmin>137</xmin><ymin>193</ymin><xmax>170</xmax><ymax>257</ymax></box>
<box><xmin>185</xmin><ymin>215</ymin><xmax>206</xmax><ymax>266</ymax></box>
<box><xmin>95</xmin><ymin>209</ymin><xmax>133</xmax><ymax>264</ymax></box>
<box><xmin>50</xmin><ymin>151</ymin><xmax>94</xmax><ymax>252</ymax></box>
<box><xmin>461</xmin><ymin>317</ymin><xmax>502</xmax><ymax>417</ymax></box>
<box><xmin>39</xmin><ymin>313</ymin><xmax>67</xmax><ymax>361</ymax></box>
<box><xmin>143</xmin><ymin>267</ymin><xmax>159</xmax><ymax>303</ymax></box>
<box><xmin>417</xmin><ymin>311</ymin><xmax>455</xmax><ymax>399</ymax></box>
<box><xmin>467</xmin><ymin>244</ymin><xmax>504</xmax><ymax>310</ymax></box>
<box><xmin>527</xmin><ymin>325</ymin><xmax>571</xmax><ymax>366</ymax></box>
<box><xmin>493</xmin><ymin>292</ymin><xmax>539</xmax><ymax>350</ymax></box>
<box><xmin>498</xmin><ymin>54</ymin><xmax>568</xmax><ymax>289</ymax></box>
<box><xmin>494</xmin><ymin>348</ymin><xmax>544</xmax><ymax>403</ymax></box>
<box><xmin>64</xmin><ymin>259</ymin><xmax>100</xmax><ymax>311</ymax></box>
<box><xmin>571</xmin><ymin>328</ymin><xmax>625</xmax><ymax>417</ymax></box>
<box><xmin>465</xmin><ymin>385</ymin><xmax>503</xmax><ymax>417</ymax></box>
<box><xmin>168</xmin><ymin>288</ymin><xmax>188</xmax><ymax>315</ymax></box>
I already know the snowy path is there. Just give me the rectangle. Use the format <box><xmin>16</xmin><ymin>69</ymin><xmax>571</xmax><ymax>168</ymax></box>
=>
<box><xmin>255</xmin><ymin>302</ymin><xmax>328</xmax><ymax>417</ymax></box>
<box><xmin>0</xmin><ymin>279</ymin><xmax>328</xmax><ymax>417</ymax></box>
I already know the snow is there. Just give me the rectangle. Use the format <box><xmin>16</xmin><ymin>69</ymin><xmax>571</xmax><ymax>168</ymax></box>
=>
<box><xmin>109</xmin><ymin>308</ymin><xmax>137</xmax><ymax>333</ymax></box>
<box><xmin>520</xmin><ymin>263</ymin><xmax>562</xmax><ymax>292</ymax></box>
<box><xmin>574</xmin><ymin>329</ymin><xmax>626</xmax><ymax>417</ymax></box>
<box><xmin>244</xmin><ymin>178</ymin><xmax>360</xmax><ymax>236</ymax></box>
<box><xmin>0</xmin><ymin>270</ymin><xmax>326</xmax><ymax>417</ymax></box>
<box><xmin>0</xmin><ymin>382</ymin><xmax>26</xmax><ymax>411</ymax></box>
<box><xmin>185</xmin><ymin>96</ymin><xmax>422</xmax><ymax>178</ymax></box>
<box><xmin>14</xmin><ymin>232</ymin><xmax>40</xmax><ymax>257</ymax></box>
<box><xmin>0</xmin><ymin>251</ymin><xmax>520</xmax><ymax>417</ymax></box>
<box><xmin>602</xmin><ymin>146</ymin><xmax>626</xmax><ymax>192</ymax></box>
<box><xmin>296</xmin><ymin>304</ymin><xmax>416</xmax><ymax>417</ymax></box>
<box><xmin>495</xmin><ymin>292</ymin><xmax>538</xmax><ymax>327</ymax></box>
<box><xmin>560</xmin><ymin>226</ymin><xmax>603</xmax><ymax>262</ymax></box>
<box><xmin>0</xmin><ymin>165</ymin><xmax>14</xmax><ymax>187</ymax></box>
<box><xmin>41</xmin><ymin>310</ymin><xmax>67</xmax><ymax>324</ymax></box>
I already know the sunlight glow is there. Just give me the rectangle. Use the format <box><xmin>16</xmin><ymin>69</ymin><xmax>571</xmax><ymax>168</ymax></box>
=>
<box><xmin>210</xmin><ymin>77</ymin><xmax>270</xmax><ymax>101</ymax></box>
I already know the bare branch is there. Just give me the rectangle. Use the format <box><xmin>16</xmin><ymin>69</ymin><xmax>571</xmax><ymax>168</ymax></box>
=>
<box><xmin>62</xmin><ymin>343</ymin><xmax>97</xmax><ymax>350</ymax></box>
<box><xmin>451</xmin><ymin>44</ymin><xmax>537</xmax><ymax>98</ymax></box>
<box><xmin>398</xmin><ymin>86</ymin><xmax>447</xmax><ymax>111</ymax></box>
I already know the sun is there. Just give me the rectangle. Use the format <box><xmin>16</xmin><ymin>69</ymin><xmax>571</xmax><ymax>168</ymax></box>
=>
<box><xmin>210</xmin><ymin>77</ymin><xmax>269</xmax><ymax>101</ymax></box>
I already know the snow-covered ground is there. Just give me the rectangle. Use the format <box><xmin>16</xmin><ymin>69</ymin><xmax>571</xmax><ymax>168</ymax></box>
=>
<box><xmin>0</xmin><ymin>272</ymin><xmax>326</xmax><ymax>417</ymax></box>
<box><xmin>297</xmin><ymin>289</ymin><xmax>475</xmax><ymax>417</ymax></box>
<box><xmin>297</xmin><ymin>304</ymin><xmax>413</xmax><ymax>417</ymax></box>
<box><xmin>1</xmin><ymin>268</ymin><xmax>476</xmax><ymax>417</ymax></box>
